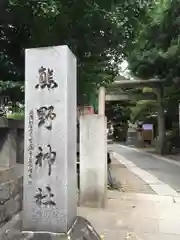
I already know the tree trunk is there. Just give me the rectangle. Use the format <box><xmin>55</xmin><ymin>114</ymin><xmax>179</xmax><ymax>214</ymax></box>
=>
<box><xmin>156</xmin><ymin>86</ymin><xmax>165</xmax><ymax>155</ymax></box>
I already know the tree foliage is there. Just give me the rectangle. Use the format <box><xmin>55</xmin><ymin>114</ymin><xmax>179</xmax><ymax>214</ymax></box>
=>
<box><xmin>128</xmin><ymin>0</ymin><xmax>180</xmax><ymax>127</ymax></box>
<box><xmin>106</xmin><ymin>102</ymin><xmax>131</xmax><ymax>123</ymax></box>
<box><xmin>128</xmin><ymin>0</ymin><xmax>176</xmax><ymax>81</ymax></box>
<box><xmin>0</xmin><ymin>0</ymin><xmax>153</xmax><ymax>104</ymax></box>
<box><xmin>1</xmin><ymin>0</ymin><xmax>120</xmax><ymax>103</ymax></box>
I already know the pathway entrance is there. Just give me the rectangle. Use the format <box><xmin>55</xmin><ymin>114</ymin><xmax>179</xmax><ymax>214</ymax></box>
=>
<box><xmin>100</xmin><ymin>77</ymin><xmax>165</xmax><ymax>153</ymax></box>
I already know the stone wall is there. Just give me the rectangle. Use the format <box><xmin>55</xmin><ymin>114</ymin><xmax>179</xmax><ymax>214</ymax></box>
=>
<box><xmin>0</xmin><ymin>118</ymin><xmax>80</xmax><ymax>165</ymax></box>
<box><xmin>0</xmin><ymin>118</ymin><xmax>24</xmax><ymax>226</ymax></box>
<box><xmin>0</xmin><ymin>173</ymin><xmax>23</xmax><ymax>227</ymax></box>
<box><xmin>0</xmin><ymin>118</ymin><xmax>24</xmax><ymax>165</ymax></box>
<box><xmin>16</xmin><ymin>128</ymin><xmax>24</xmax><ymax>164</ymax></box>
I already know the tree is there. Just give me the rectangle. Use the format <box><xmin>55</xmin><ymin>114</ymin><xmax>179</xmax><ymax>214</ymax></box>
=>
<box><xmin>128</xmin><ymin>0</ymin><xmax>180</xmax><ymax>81</ymax></box>
<box><xmin>106</xmin><ymin>102</ymin><xmax>131</xmax><ymax>123</ymax></box>
<box><xmin>0</xmin><ymin>0</ymin><xmax>119</xmax><ymax>103</ymax></box>
<box><xmin>129</xmin><ymin>0</ymin><xmax>180</xmax><ymax>117</ymax></box>
<box><xmin>0</xmin><ymin>0</ymin><xmax>153</xmax><ymax>104</ymax></box>
<box><xmin>126</xmin><ymin>0</ymin><xmax>180</xmax><ymax>153</ymax></box>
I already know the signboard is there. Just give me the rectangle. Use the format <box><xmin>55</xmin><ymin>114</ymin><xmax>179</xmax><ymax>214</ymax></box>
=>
<box><xmin>142</xmin><ymin>124</ymin><xmax>153</xmax><ymax>130</ymax></box>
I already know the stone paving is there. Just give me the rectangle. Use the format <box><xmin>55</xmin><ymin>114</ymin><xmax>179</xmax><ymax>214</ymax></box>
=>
<box><xmin>110</xmin><ymin>144</ymin><xmax>180</xmax><ymax>193</ymax></box>
<box><xmin>3</xmin><ymin>192</ymin><xmax>180</xmax><ymax>239</ymax></box>
<box><xmin>1</xmin><ymin>145</ymin><xmax>180</xmax><ymax>239</ymax></box>
<box><xmin>79</xmin><ymin>191</ymin><xmax>180</xmax><ymax>239</ymax></box>
<box><xmin>79</xmin><ymin>147</ymin><xmax>180</xmax><ymax>239</ymax></box>
<box><xmin>111</xmin><ymin>158</ymin><xmax>155</xmax><ymax>195</ymax></box>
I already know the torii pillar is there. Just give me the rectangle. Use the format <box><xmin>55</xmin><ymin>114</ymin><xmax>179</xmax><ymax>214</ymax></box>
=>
<box><xmin>98</xmin><ymin>87</ymin><xmax>106</xmax><ymax>115</ymax></box>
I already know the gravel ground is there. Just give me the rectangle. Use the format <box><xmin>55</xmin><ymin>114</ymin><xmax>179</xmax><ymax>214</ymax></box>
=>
<box><xmin>111</xmin><ymin>158</ymin><xmax>156</xmax><ymax>194</ymax></box>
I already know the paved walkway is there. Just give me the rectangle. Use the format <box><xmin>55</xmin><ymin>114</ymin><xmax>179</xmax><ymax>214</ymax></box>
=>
<box><xmin>79</xmin><ymin>148</ymin><xmax>180</xmax><ymax>239</ymax></box>
<box><xmin>109</xmin><ymin>144</ymin><xmax>180</xmax><ymax>195</ymax></box>
<box><xmin>110</xmin><ymin>158</ymin><xmax>155</xmax><ymax>194</ymax></box>
<box><xmin>79</xmin><ymin>191</ymin><xmax>180</xmax><ymax>239</ymax></box>
<box><xmin>2</xmin><ymin>145</ymin><xmax>180</xmax><ymax>239</ymax></box>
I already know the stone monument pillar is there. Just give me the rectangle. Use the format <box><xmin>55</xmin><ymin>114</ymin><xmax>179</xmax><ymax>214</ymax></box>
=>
<box><xmin>23</xmin><ymin>46</ymin><xmax>77</xmax><ymax>233</ymax></box>
<box><xmin>80</xmin><ymin>114</ymin><xmax>107</xmax><ymax>208</ymax></box>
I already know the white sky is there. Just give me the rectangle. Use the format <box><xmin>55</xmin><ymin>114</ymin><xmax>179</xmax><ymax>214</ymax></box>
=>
<box><xmin>119</xmin><ymin>60</ymin><xmax>134</xmax><ymax>79</ymax></box>
<box><xmin>120</xmin><ymin>60</ymin><xmax>128</xmax><ymax>71</ymax></box>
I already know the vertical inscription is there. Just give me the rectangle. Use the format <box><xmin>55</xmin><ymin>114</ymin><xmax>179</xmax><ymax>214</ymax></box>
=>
<box><xmin>45</xmin><ymin>145</ymin><xmax>56</xmax><ymax>176</ymax></box>
<box><xmin>35</xmin><ymin>66</ymin><xmax>58</xmax><ymax>90</ymax></box>
<box><xmin>35</xmin><ymin>145</ymin><xmax>56</xmax><ymax>176</ymax></box>
<box><xmin>37</xmin><ymin>106</ymin><xmax>56</xmax><ymax>130</ymax></box>
<box><xmin>27</xmin><ymin>110</ymin><xmax>34</xmax><ymax>183</ymax></box>
<box><xmin>34</xmin><ymin>186</ymin><xmax>56</xmax><ymax>207</ymax></box>
<box><xmin>34</xmin><ymin>67</ymin><xmax>57</xmax><ymax>207</ymax></box>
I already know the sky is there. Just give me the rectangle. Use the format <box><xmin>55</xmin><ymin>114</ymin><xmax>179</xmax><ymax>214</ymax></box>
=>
<box><xmin>119</xmin><ymin>60</ymin><xmax>134</xmax><ymax>80</ymax></box>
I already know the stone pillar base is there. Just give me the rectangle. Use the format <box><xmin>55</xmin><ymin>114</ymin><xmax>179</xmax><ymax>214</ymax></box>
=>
<box><xmin>2</xmin><ymin>217</ymin><xmax>101</xmax><ymax>240</ymax></box>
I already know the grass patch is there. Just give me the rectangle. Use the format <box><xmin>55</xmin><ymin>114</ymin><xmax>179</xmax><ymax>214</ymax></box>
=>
<box><xmin>7</xmin><ymin>112</ymin><xmax>24</xmax><ymax>120</ymax></box>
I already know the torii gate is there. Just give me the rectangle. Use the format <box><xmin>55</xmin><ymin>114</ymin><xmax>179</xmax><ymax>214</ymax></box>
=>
<box><xmin>98</xmin><ymin>78</ymin><xmax>165</xmax><ymax>154</ymax></box>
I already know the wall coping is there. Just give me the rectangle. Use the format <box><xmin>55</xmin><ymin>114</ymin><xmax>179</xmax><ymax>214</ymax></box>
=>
<box><xmin>0</xmin><ymin>117</ymin><xmax>24</xmax><ymax>129</ymax></box>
